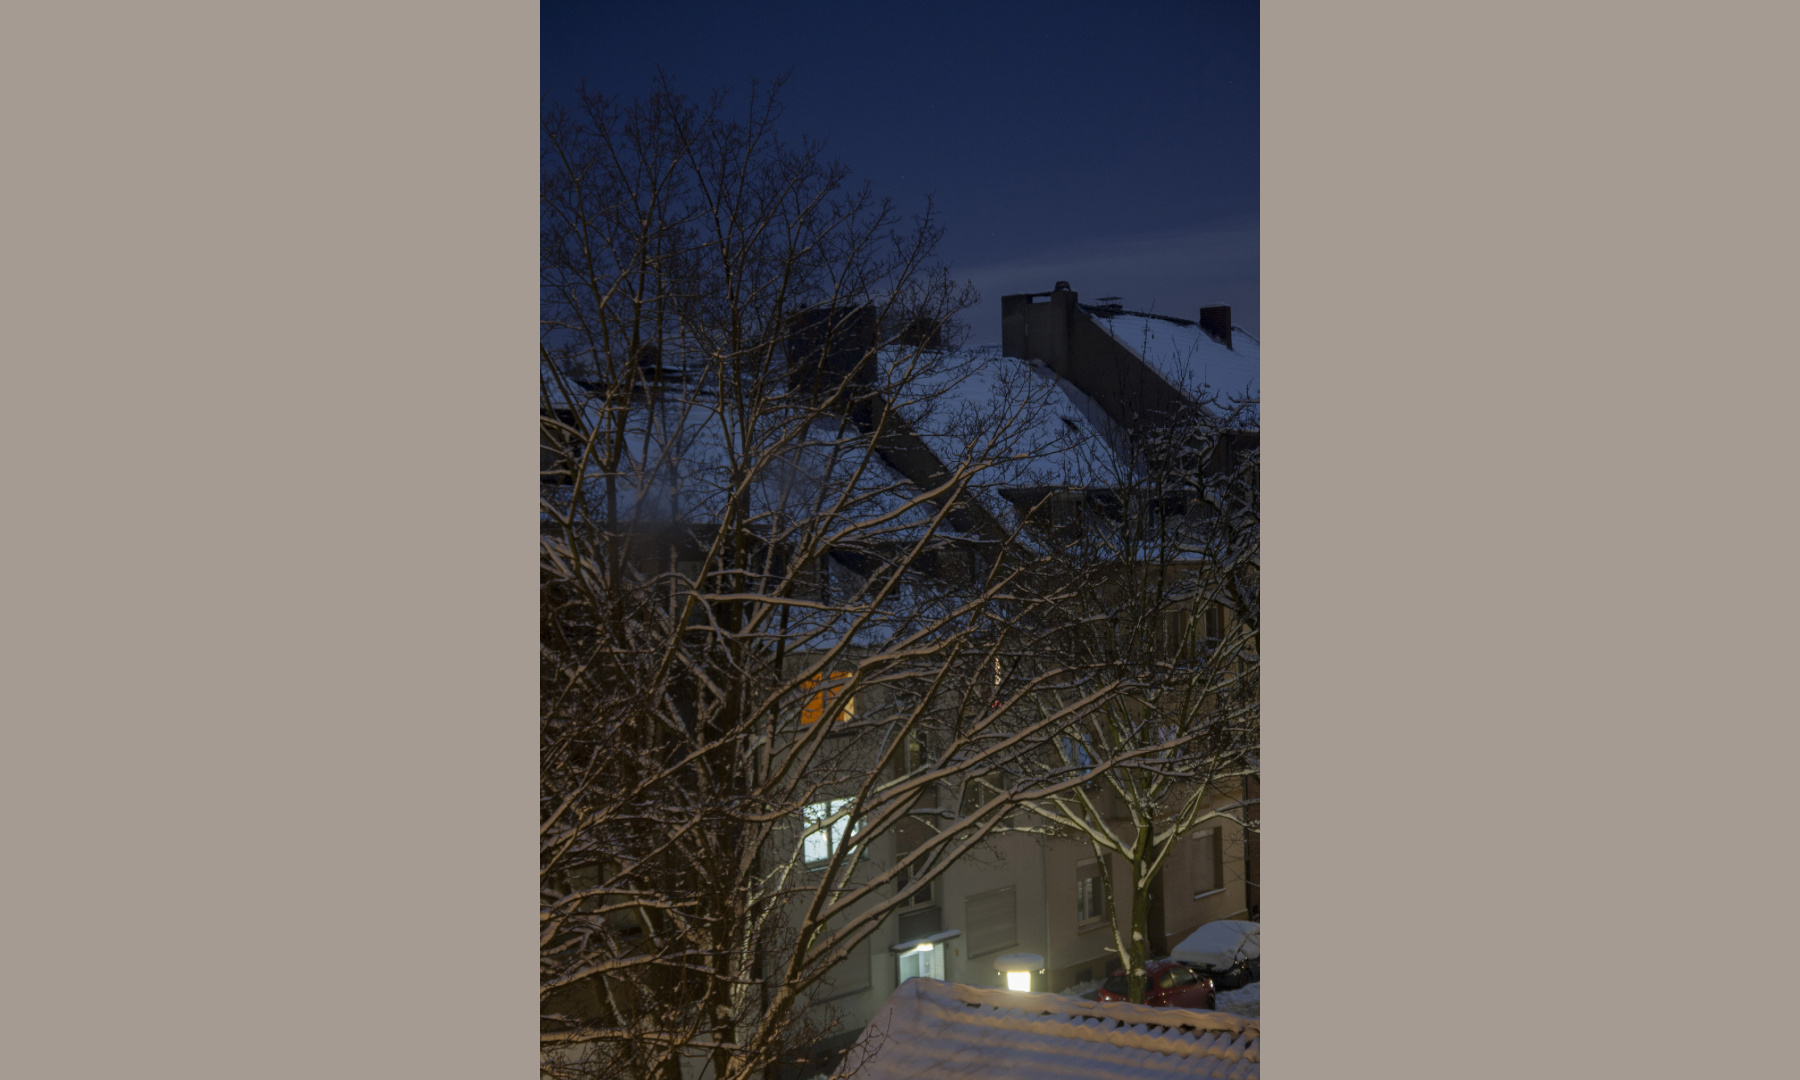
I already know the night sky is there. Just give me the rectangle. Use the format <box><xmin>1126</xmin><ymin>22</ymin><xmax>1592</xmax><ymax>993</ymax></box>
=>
<box><xmin>542</xmin><ymin>1</ymin><xmax>1259</xmax><ymax>342</ymax></box>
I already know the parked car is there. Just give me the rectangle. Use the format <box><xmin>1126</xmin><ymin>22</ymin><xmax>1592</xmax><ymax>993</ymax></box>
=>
<box><xmin>1170</xmin><ymin>919</ymin><xmax>1259</xmax><ymax>990</ymax></box>
<box><xmin>1095</xmin><ymin>958</ymin><xmax>1216</xmax><ymax>1009</ymax></box>
<box><xmin>1192</xmin><ymin>953</ymin><xmax>1258</xmax><ymax>993</ymax></box>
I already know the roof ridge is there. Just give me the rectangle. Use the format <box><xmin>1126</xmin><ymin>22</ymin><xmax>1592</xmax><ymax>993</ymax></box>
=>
<box><xmin>1079</xmin><ymin>304</ymin><xmax>1198</xmax><ymax>328</ymax></box>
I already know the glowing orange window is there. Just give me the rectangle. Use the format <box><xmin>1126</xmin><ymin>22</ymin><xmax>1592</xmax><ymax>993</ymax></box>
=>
<box><xmin>799</xmin><ymin>672</ymin><xmax>857</xmax><ymax>725</ymax></box>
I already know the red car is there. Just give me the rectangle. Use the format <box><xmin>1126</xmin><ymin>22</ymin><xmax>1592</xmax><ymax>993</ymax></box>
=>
<box><xmin>1095</xmin><ymin>958</ymin><xmax>1216</xmax><ymax>1009</ymax></box>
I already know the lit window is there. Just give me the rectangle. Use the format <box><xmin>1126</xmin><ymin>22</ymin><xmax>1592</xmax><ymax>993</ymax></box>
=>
<box><xmin>803</xmin><ymin>799</ymin><xmax>852</xmax><ymax>865</ymax></box>
<box><xmin>800</xmin><ymin>672</ymin><xmax>856</xmax><ymax>725</ymax></box>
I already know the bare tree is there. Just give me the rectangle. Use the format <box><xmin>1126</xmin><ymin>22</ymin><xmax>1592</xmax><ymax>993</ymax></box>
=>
<box><xmin>1006</xmin><ymin>387</ymin><xmax>1261</xmax><ymax>1005</ymax></box>
<box><xmin>539</xmin><ymin>79</ymin><xmax>1148</xmax><ymax>1080</ymax></box>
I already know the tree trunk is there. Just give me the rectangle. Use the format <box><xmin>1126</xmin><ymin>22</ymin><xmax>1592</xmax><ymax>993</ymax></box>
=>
<box><xmin>1127</xmin><ymin>866</ymin><xmax>1153</xmax><ymax>1004</ymax></box>
<box><xmin>1146</xmin><ymin>866</ymin><xmax>1168</xmax><ymax>959</ymax></box>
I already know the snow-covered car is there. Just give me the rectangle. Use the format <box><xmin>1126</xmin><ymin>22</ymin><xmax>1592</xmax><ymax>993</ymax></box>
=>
<box><xmin>1171</xmin><ymin>919</ymin><xmax>1260</xmax><ymax>991</ymax></box>
<box><xmin>1094</xmin><ymin>958</ymin><xmax>1216</xmax><ymax>1009</ymax></box>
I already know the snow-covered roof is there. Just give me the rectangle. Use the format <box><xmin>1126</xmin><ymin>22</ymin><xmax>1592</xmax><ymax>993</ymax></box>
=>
<box><xmin>835</xmin><ymin>978</ymin><xmax>1260</xmax><ymax>1079</ymax></box>
<box><xmin>877</xmin><ymin>346</ymin><xmax>1116</xmax><ymax>493</ymax></box>
<box><xmin>1086</xmin><ymin>313</ymin><xmax>1260</xmax><ymax>417</ymax></box>
<box><xmin>542</xmin><ymin>369</ymin><xmax>952</xmax><ymax>539</ymax></box>
<box><xmin>543</xmin><ymin>310</ymin><xmax>1256</xmax><ymax>545</ymax></box>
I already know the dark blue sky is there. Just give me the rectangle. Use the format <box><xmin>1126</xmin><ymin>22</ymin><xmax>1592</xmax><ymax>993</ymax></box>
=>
<box><xmin>543</xmin><ymin>1</ymin><xmax>1259</xmax><ymax>340</ymax></box>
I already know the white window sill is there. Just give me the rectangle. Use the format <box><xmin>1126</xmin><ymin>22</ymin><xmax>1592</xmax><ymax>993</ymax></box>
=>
<box><xmin>1191</xmin><ymin>887</ymin><xmax>1226</xmax><ymax>900</ymax></box>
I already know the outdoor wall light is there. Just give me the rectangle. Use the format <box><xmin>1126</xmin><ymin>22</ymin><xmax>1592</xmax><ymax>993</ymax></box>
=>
<box><xmin>993</xmin><ymin>952</ymin><xmax>1044</xmax><ymax>993</ymax></box>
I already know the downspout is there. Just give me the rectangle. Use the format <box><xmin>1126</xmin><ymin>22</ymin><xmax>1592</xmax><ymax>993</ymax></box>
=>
<box><xmin>1040</xmin><ymin>828</ymin><xmax>1050</xmax><ymax>992</ymax></box>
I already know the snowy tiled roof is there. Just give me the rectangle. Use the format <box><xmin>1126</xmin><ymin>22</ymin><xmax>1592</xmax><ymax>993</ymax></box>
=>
<box><xmin>835</xmin><ymin>978</ymin><xmax>1260</xmax><ymax>1079</ymax></box>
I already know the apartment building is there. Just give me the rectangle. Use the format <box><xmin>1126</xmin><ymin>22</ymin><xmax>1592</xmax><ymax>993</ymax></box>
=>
<box><xmin>540</xmin><ymin>281</ymin><xmax>1259</xmax><ymax>1071</ymax></box>
<box><xmin>793</xmin><ymin>282</ymin><xmax>1260</xmax><ymax>1059</ymax></box>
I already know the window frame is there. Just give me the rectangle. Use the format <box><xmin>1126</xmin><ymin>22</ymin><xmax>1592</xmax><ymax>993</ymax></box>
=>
<box><xmin>1191</xmin><ymin>826</ymin><xmax>1225</xmax><ymax>899</ymax></box>
<box><xmin>1075</xmin><ymin>859</ymin><xmax>1107</xmax><ymax>926</ymax></box>
<box><xmin>897</xmin><ymin>869</ymin><xmax>936</xmax><ymax>910</ymax></box>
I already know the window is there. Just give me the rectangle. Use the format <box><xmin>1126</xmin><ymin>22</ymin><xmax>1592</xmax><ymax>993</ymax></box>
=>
<box><xmin>800</xmin><ymin>672</ymin><xmax>856</xmax><ymax>726</ymax></box>
<box><xmin>1192</xmin><ymin>827</ymin><xmax>1223</xmax><ymax>896</ymax></box>
<box><xmin>965</xmin><ymin>886</ymin><xmax>1017</xmax><ymax>957</ymax></box>
<box><xmin>1158</xmin><ymin>965</ymin><xmax>1201</xmax><ymax>990</ymax></box>
<box><xmin>897</xmin><ymin>868</ymin><xmax>935</xmax><ymax>909</ymax></box>
<box><xmin>1076</xmin><ymin>861</ymin><xmax>1106</xmax><ymax>924</ymax></box>
<box><xmin>803</xmin><ymin>799</ymin><xmax>852</xmax><ymax>865</ymax></box>
<box><xmin>1162</xmin><ymin>609</ymin><xmax>1189</xmax><ymax>658</ymax></box>
<box><xmin>902</xmin><ymin>730</ymin><xmax>931</xmax><ymax>774</ymax></box>
<box><xmin>1203</xmin><ymin>603</ymin><xmax>1225</xmax><ymax>644</ymax></box>
<box><xmin>894</xmin><ymin>814</ymin><xmax>937</xmax><ymax>909</ymax></box>
<box><xmin>896</xmin><ymin>905</ymin><xmax>941</xmax><ymax>943</ymax></box>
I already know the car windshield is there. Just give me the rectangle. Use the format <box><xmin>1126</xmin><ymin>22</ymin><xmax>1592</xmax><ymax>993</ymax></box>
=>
<box><xmin>1159</xmin><ymin>965</ymin><xmax>1198</xmax><ymax>989</ymax></box>
<box><xmin>1101</xmin><ymin>974</ymin><xmax>1130</xmax><ymax>996</ymax></box>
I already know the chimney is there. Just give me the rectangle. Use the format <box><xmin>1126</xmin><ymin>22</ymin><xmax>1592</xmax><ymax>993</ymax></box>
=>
<box><xmin>785</xmin><ymin>305</ymin><xmax>879</xmax><ymax>396</ymax></box>
<box><xmin>1000</xmin><ymin>283</ymin><xmax>1077</xmax><ymax>366</ymax></box>
<box><xmin>1199</xmin><ymin>306</ymin><xmax>1232</xmax><ymax>349</ymax></box>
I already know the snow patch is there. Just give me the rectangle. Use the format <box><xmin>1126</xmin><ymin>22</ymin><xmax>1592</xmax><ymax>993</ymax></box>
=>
<box><xmin>1213</xmin><ymin>982</ymin><xmax>1259</xmax><ymax>1019</ymax></box>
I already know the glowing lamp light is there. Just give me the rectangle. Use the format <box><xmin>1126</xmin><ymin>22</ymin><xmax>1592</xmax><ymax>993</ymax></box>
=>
<box><xmin>993</xmin><ymin>952</ymin><xmax>1045</xmax><ymax>993</ymax></box>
